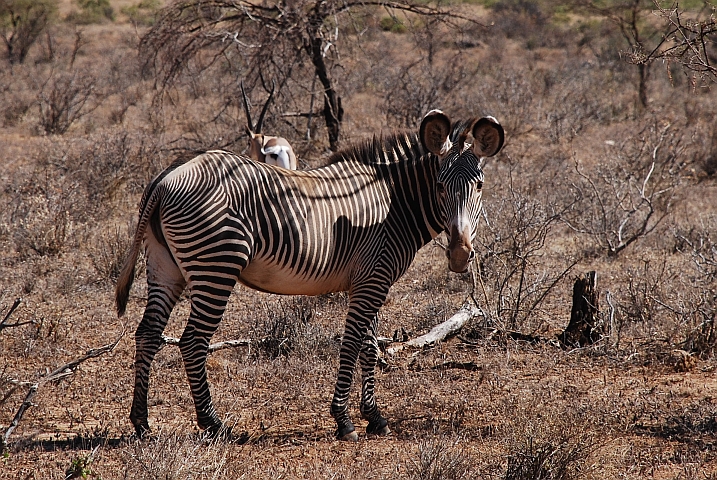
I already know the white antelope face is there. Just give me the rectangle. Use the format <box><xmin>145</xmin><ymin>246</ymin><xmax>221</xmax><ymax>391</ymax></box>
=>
<box><xmin>241</xmin><ymin>80</ymin><xmax>297</xmax><ymax>170</ymax></box>
<box><xmin>420</xmin><ymin>110</ymin><xmax>505</xmax><ymax>273</ymax></box>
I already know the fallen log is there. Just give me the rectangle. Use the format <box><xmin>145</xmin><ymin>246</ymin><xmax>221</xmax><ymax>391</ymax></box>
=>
<box><xmin>160</xmin><ymin>335</ymin><xmax>251</xmax><ymax>353</ymax></box>
<box><xmin>386</xmin><ymin>306</ymin><xmax>482</xmax><ymax>356</ymax></box>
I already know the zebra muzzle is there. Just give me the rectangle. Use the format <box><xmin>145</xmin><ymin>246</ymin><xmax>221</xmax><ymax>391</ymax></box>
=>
<box><xmin>446</xmin><ymin>246</ymin><xmax>474</xmax><ymax>273</ymax></box>
<box><xmin>446</xmin><ymin>225</ymin><xmax>474</xmax><ymax>273</ymax></box>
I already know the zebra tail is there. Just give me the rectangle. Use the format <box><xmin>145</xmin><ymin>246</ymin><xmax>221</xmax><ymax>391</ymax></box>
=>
<box><xmin>115</xmin><ymin>187</ymin><xmax>161</xmax><ymax>317</ymax></box>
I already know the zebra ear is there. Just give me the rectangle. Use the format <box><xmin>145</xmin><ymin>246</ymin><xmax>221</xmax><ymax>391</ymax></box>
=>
<box><xmin>471</xmin><ymin>116</ymin><xmax>504</xmax><ymax>157</ymax></box>
<box><xmin>420</xmin><ymin>110</ymin><xmax>452</xmax><ymax>156</ymax></box>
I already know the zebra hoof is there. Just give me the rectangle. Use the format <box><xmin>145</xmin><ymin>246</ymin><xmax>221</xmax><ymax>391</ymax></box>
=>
<box><xmin>339</xmin><ymin>430</ymin><xmax>359</xmax><ymax>442</ymax></box>
<box><xmin>203</xmin><ymin>423</ymin><xmax>234</xmax><ymax>441</ymax></box>
<box><xmin>336</xmin><ymin>424</ymin><xmax>358</xmax><ymax>442</ymax></box>
<box><xmin>367</xmin><ymin>425</ymin><xmax>391</xmax><ymax>437</ymax></box>
<box><xmin>366</xmin><ymin>418</ymin><xmax>391</xmax><ymax>437</ymax></box>
<box><xmin>230</xmin><ymin>431</ymin><xmax>251</xmax><ymax>445</ymax></box>
<box><xmin>133</xmin><ymin>421</ymin><xmax>151</xmax><ymax>440</ymax></box>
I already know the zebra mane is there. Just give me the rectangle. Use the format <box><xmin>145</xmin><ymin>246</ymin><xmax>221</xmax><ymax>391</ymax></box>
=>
<box><xmin>328</xmin><ymin>131</ymin><xmax>424</xmax><ymax>165</ymax></box>
<box><xmin>450</xmin><ymin>119</ymin><xmax>476</xmax><ymax>152</ymax></box>
<box><xmin>329</xmin><ymin>120</ymin><xmax>474</xmax><ymax>166</ymax></box>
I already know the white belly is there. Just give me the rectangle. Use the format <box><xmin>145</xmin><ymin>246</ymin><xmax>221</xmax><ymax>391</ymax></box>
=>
<box><xmin>238</xmin><ymin>257</ymin><xmax>349</xmax><ymax>296</ymax></box>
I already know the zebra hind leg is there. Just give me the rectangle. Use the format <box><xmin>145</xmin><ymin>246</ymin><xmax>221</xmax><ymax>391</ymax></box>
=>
<box><xmin>180</xmin><ymin>281</ymin><xmax>238</xmax><ymax>439</ymax></box>
<box><xmin>129</xmin><ymin>276</ymin><xmax>184</xmax><ymax>438</ymax></box>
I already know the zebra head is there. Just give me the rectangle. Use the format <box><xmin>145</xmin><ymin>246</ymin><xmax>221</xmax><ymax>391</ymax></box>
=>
<box><xmin>420</xmin><ymin>110</ymin><xmax>504</xmax><ymax>273</ymax></box>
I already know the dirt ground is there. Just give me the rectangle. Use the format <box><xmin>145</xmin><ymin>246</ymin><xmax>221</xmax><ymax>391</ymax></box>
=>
<box><xmin>2</xmin><ymin>0</ymin><xmax>717</xmax><ymax>478</ymax></box>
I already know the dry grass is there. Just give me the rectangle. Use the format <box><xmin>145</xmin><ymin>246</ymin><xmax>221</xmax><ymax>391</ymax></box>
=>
<box><xmin>1</xmin><ymin>1</ymin><xmax>717</xmax><ymax>478</ymax></box>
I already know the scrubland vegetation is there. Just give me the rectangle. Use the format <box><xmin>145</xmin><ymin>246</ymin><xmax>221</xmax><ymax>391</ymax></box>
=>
<box><xmin>1</xmin><ymin>0</ymin><xmax>716</xmax><ymax>478</ymax></box>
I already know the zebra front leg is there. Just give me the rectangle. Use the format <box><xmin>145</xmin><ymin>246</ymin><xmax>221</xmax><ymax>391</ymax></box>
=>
<box><xmin>359</xmin><ymin>323</ymin><xmax>390</xmax><ymax>436</ymax></box>
<box><xmin>331</xmin><ymin>289</ymin><xmax>388</xmax><ymax>441</ymax></box>
<box><xmin>331</xmin><ymin>318</ymin><xmax>363</xmax><ymax>441</ymax></box>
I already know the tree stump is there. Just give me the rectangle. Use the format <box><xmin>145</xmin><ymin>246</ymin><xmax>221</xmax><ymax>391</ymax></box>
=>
<box><xmin>559</xmin><ymin>271</ymin><xmax>601</xmax><ymax>348</ymax></box>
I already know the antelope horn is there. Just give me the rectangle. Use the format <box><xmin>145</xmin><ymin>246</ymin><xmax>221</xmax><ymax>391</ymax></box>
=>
<box><xmin>240</xmin><ymin>79</ymin><xmax>254</xmax><ymax>132</ymax></box>
<box><xmin>255</xmin><ymin>79</ymin><xmax>276</xmax><ymax>133</ymax></box>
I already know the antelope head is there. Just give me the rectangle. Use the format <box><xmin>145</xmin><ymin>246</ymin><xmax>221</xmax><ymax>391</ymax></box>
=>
<box><xmin>241</xmin><ymin>80</ymin><xmax>298</xmax><ymax>170</ymax></box>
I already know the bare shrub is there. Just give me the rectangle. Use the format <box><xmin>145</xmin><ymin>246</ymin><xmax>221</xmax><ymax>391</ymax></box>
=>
<box><xmin>505</xmin><ymin>435</ymin><xmax>595</xmax><ymax>480</ymax></box>
<box><xmin>0</xmin><ymin>0</ymin><xmax>57</xmax><ymax>64</ymax></box>
<box><xmin>89</xmin><ymin>222</ymin><xmax>136</xmax><ymax>283</ymax></box>
<box><xmin>378</xmin><ymin>18</ymin><xmax>472</xmax><ymax>129</ymax></box>
<box><xmin>250</xmin><ymin>297</ymin><xmax>339</xmax><ymax>359</ymax></box>
<box><xmin>670</xmin><ymin>216</ymin><xmax>717</xmax><ymax>357</ymax></box>
<box><xmin>34</xmin><ymin>129</ymin><xmax>164</xmax><ymax>216</ymax></box>
<box><xmin>382</xmin><ymin>51</ymin><xmax>469</xmax><ymax>129</ymax></box>
<box><xmin>565</xmin><ymin>117</ymin><xmax>686</xmax><ymax>257</ymax></box>
<box><xmin>470</xmin><ymin>62</ymin><xmax>619</xmax><ymax>145</ymax></box>
<box><xmin>541</xmin><ymin>64</ymin><xmax>616</xmax><ymax>143</ymax></box>
<box><xmin>474</xmin><ymin>163</ymin><xmax>578</xmax><ymax>333</ymax></box>
<box><xmin>407</xmin><ymin>436</ymin><xmax>475</xmax><ymax>480</ymax></box>
<box><xmin>122</xmin><ymin>429</ymin><xmax>237</xmax><ymax>479</ymax></box>
<box><xmin>469</xmin><ymin>66</ymin><xmax>540</xmax><ymax>139</ymax></box>
<box><xmin>692</xmin><ymin>121</ymin><xmax>717</xmax><ymax>178</ymax></box>
<box><xmin>490</xmin><ymin>0</ymin><xmax>551</xmax><ymax>50</ymax></box>
<box><xmin>38</xmin><ymin>66</ymin><xmax>101</xmax><ymax>135</ymax></box>
<box><xmin>5</xmin><ymin>129</ymin><xmax>161</xmax><ymax>260</ymax></box>
<box><xmin>0</xmin><ymin>66</ymin><xmax>36</xmax><ymax>127</ymax></box>
<box><xmin>608</xmin><ymin>215</ymin><xmax>717</xmax><ymax>362</ymax></box>
<box><xmin>501</xmin><ymin>402</ymin><xmax>601</xmax><ymax>480</ymax></box>
<box><xmin>10</xmin><ymin>179</ymin><xmax>76</xmax><ymax>257</ymax></box>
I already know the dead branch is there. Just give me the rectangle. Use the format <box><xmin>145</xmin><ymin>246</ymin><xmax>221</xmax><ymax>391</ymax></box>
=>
<box><xmin>280</xmin><ymin>111</ymin><xmax>322</xmax><ymax>119</ymax></box>
<box><xmin>160</xmin><ymin>335</ymin><xmax>251</xmax><ymax>353</ymax></box>
<box><xmin>2</xmin><ymin>332</ymin><xmax>124</xmax><ymax>451</ymax></box>
<box><xmin>0</xmin><ymin>298</ymin><xmax>25</xmax><ymax>332</ymax></box>
<box><xmin>386</xmin><ymin>306</ymin><xmax>481</xmax><ymax>356</ymax></box>
<box><xmin>627</xmin><ymin>1</ymin><xmax>717</xmax><ymax>84</ymax></box>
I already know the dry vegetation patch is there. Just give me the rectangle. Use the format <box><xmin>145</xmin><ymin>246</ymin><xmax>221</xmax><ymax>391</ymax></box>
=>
<box><xmin>1</xmin><ymin>0</ymin><xmax>717</xmax><ymax>478</ymax></box>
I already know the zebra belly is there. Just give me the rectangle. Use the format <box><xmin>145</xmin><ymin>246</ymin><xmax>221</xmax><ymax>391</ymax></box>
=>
<box><xmin>238</xmin><ymin>258</ymin><xmax>349</xmax><ymax>296</ymax></box>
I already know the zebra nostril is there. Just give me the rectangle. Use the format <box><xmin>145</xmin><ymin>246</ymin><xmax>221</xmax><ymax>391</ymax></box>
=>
<box><xmin>468</xmin><ymin>250</ymin><xmax>475</xmax><ymax>261</ymax></box>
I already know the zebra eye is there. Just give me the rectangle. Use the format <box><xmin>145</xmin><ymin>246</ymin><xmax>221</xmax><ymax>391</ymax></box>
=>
<box><xmin>475</xmin><ymin>181</ymin><xmax>483</xmax><ymax>190</ymax></box>
<box><xmin>436</xmin><ymin>182</ymin><xmax>446</xmax><ymax>195</ymax></box>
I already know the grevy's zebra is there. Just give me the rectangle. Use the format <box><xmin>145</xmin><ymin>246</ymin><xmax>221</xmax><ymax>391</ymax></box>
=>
<box><xmin>116</xmin><ymin>110</ymin><xmax>505</xmax><ymax>441</ymax></box>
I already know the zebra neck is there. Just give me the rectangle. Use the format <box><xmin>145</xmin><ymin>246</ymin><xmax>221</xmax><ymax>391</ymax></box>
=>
<box><xmin>383</xmin><ymin>154</ymin><xmax>444</xmax><ymax>248</ymax></box>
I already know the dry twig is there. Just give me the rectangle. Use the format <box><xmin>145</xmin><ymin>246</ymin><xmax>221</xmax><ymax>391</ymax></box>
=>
<box><xmin>0</xmin><ymin>298</ymin><xmax>27</xmax><ymax>332</ymax></box>
<box><xmin>2</xmin><ymin>332</ymin><xmax>124</xmax><ymax>450</ymax></box>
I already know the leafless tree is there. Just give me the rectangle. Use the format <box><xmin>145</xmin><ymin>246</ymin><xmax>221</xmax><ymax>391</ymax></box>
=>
<box><xmin>626</xmin><ymin>1</ymin><xmax>717</xmax><ymax>86</ymax></box>
<box><xmin>565</xmin><ymin>117</ymin><xmax>685</xmax><ymax>257</ymax></box>
<box><xmin>573</xmin><ymin>0</ymin><xmax>667</xmax><ymax>110</ymax></box>
<box><xmin>0</xmin><ymin>0</ymin><xmax>57</xmax><ymax>64</ymax></box>
<box><xmin>139</xmin><ymin>0</ymin><xmax>482</xmax><ymax>151</ymax></box>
